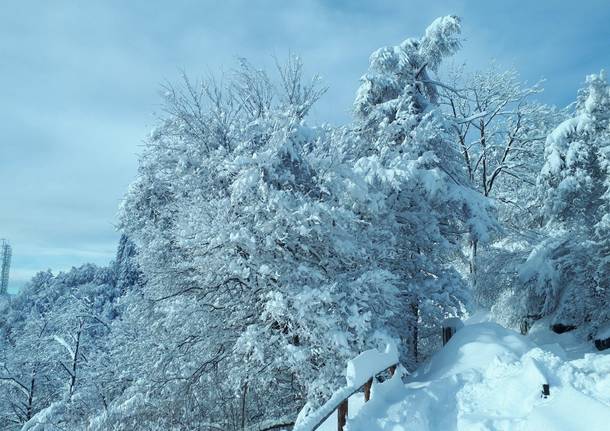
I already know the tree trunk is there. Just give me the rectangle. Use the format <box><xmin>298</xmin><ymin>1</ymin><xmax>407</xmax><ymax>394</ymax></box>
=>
<box><xmin>240</xmin><ymin>382</ymin><xmax>248</xmax><ymax>430</ymax></box>
<box><xmin>26</xmin><ymin>371</ymin><xmax>36</xmax><ymax>420</ymax></box>
<box><xmin>410</xmin><ymin>301</ymin><xmax>419</xmax><ymax>364</ymax></box>
<box><xmin>69</xmin><ymin>320</ymin><xmax>83</xmax><ymax>397</ymax></box>
<box><xmin>469</xmin><ymin>239</ymin><xmax>478</xmax><ymax>284</ymax></box>
<box><xmin>480</xmin><ymin>120</ymin><xmax>488</xmax><ymax>197</ymax></box>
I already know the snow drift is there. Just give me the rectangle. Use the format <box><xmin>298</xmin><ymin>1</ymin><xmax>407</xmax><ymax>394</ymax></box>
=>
<box><xmin>335</xmin><ymin>322</ymin><xmax>610</xmax><ymax>431</ymax></box>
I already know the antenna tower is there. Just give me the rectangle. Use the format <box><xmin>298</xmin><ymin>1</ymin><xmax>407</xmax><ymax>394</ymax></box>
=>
<box><xmin>0</xmin><ymin>239</ymin><xmax>11</xmax><ymax>294</ymax></box>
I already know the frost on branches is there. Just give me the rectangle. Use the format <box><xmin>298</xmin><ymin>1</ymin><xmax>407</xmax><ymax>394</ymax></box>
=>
<box><xmin>103</xmin><ymin>16</ymin><xmax>494</xmax><ymax>430</ymax></box>
<box><xmin>113</xmin><ymin>57</ymin><xmax>404</xmax><ymax>428</ymax></box>
<box><xmin>514</xmin><ymin>71</ymin><xmax>610</xmax><ymax>335</ymax></box>
<box><xmin>438</xmin><ymin>65</ymin><xmax>564</xmax><ymax>307</ymax></box>
<box><xmin>351</xmin><ymin>14</ymin><xmax>496</xmax><ymax>362</ymax></box>
<box><xmin>5</xmin><ymin>13</ymin><xmax>609</xmax><ymax>431</ymax></box>
<box><xmin>0</xmin><ymin>264</ymin><xmax>120</xmax><ymax>430</ymax></box>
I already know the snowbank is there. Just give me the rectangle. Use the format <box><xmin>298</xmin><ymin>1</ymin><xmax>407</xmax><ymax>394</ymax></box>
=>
<box><xmin>346</xmin><ymin>344</ymin><xmax>399</xmax><ymax>387</ymax></box>
<box><xmin>346</xmin><ymin>323</ymin><xmax>610</xmax><ymax>431</ymax></box>
<box><xmin>294</xmin><ymin>344</ymin><xmax>398</xmax><ymax>431</ymax></box>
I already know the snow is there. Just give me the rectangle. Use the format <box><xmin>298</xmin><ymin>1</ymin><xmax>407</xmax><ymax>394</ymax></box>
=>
<box><xmin>292</xmin><ymin>386</ymin><xmax>359</xmax><ymax>431</ymax></box>
<box><xmin>0</xmin><ymin>377</ymin><xmax>29</xmax><ymax>397</ymax></box>
<box><xmin>443</xmin><ymin>317</ymin><xmax>464</xmax><ymax>331</ymax></box>
<box><xmin>420</xmin><ymin>15</ymin><xmax>462</xmax><ymax>71</ymax></box>
<box><xmin>317</xmin><ymin>393</ymin><xmax>366</xmax><ymax>431</ymax></box>
<box><xmin>525</xmin><ymin>387</ymin><xmax>610</xmax><ymax>430</ymax></box>
<box><xmin>526</xmin><ymin>318</ymin><xmax>594</xmax><ymax>359</ymax></box>
<box><xmin>455</xmin><ymin>111</ymin><xmax>488</xmax><ymax>124</ymax></box>
<box><xmin>293</xmin><ymin>344</ymin><xmax>399</xmax><ymax>431</ymax></box>
<box><xmin>519</xmin><ymin>241</ymin><xmax>559</xmax><ymax>288</ymax></box>
<box><xmin>418</xmin><ymin>322</ymin><xmax>534</xmax><ymax>380</ymax></box>
<box><xmin>595</xmin><ymin>322</ymin><xmax>610</xmax><ymax>341</ymax></box>
<box><xmin>541</xmin><ymin>112</ymin><xmax>595</xmax><ymax>178</ymax></box>
<box><xmin>346</xmin><ymin>343</ymin><xmax>399</xmax><ymax>387</ymax></box>
<box><xmin>53</xmin><ymin>335</ymin><xmax>74</xmax><ymax>358</ymax></box>
<box><xmin>344</xmin><ymin>322</ymin><xmax>610</xmax><ymax>431</ymax></box>
<box><xmin>21</xmin><ymin>402</ymin><xmax>64</xmax><ymax>431</ymax></box>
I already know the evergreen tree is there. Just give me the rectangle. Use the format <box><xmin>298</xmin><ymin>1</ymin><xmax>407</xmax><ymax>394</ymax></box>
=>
<box><xmin>516</xmin><ymin>72</ymin><xmax>610</xmax><ymax>334</ymax></box>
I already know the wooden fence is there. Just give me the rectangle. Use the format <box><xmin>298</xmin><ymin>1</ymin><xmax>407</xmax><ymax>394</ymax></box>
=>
<box><xmin>307</xmin><ymin>363</ymin><xmax>399</xmax><ymax>431</ymax></box>
<box><xmin>294</xmin><ymin>321</ymin><xmax>552</xmax><ymax>431</ymax></box>
<box><xmin>296</xmin><ymin>323</ymin><xmax>461</xmax><ymax>431</ymax></box>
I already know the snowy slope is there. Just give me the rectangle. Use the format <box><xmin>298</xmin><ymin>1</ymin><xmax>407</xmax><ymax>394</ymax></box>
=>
<box><xmin>341</xmin><ymin>322</ymin><xmax>610</xmax><ymax>431</ymax></box>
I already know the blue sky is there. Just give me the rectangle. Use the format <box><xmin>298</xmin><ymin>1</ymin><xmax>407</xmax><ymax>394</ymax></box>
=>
<box><xmin>1</xmin><ymin>1</ymin><xmax>609</xmax><ymax>292</ymax></box>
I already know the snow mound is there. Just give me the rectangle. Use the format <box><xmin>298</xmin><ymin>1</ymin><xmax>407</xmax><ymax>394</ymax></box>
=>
<box><xmin>346</xmin><ymin>343</ymin><xmax>399</xmax><ymax>387</ymax></box>
<box><xmin>417</xmin><ymin>322</ymin><xmax>534</xmax><ymax>380</ymax></box>
<box><xmin>347</xmin><ymin>323</ymin><xmax>610</xmax><ymax>431</ymax></box>
<box><xmin>294</xmin><ymin>344</ymin><xmax>399</xmax><ymax>431</ymax></box>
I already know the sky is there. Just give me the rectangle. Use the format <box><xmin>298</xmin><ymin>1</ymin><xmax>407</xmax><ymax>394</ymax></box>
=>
<box><xmin>1</xmin><ymin>1</ymin><xmax>609</xmax><ymax>293</ymax></box>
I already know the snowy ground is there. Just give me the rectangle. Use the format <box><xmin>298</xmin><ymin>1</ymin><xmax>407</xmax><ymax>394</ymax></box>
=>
<box><xmin>317</xmin><ymin>394</ymin><xmax>365</xmax><ymax>431</ymax></box>
<box><xmin>317</xmin><ymin>318</ymin><xmax>610</xmax><ymax>431</ymax></box>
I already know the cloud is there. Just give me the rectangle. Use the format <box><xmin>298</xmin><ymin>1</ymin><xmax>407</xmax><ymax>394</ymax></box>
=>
<box><xmin>1</xmin><ymin>0</ymin><xmax>609</xmax><ymax>293</ymax></box>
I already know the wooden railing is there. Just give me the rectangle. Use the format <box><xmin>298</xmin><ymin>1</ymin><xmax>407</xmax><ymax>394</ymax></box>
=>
<box><xmin>335</xmin><ymin>363</ymin><xmax>398</xmax><ymax>431</ymax></box>
<box><xmin>295</xmin><ymin>321</ymin><xmax>463</xmax><ymax>431</ymax></box>
<box><xmin>293</xmin><ymin>362</ymin><xmax>399</xmax><ymax>431</ymax></box>
<box><xmin>294</xmin><ymin>321</ymin><xmax>558</xmax><ymax>431</ymax></box>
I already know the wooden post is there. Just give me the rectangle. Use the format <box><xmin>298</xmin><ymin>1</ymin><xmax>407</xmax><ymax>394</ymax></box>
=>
<box><xmin>542</xmin><ymin>384</ymin><xmax>550</xmax><ymax>398</ymax></box>
<box><xmin>519</xmin><ymin>319</ymin><xmax>529</xmax><ymax>335</ymax></box>
<box><xmin>442</xmin><ymin>326</ymin><xmax>454</xmax><ymax>346</ymax></box>
<box><xmin>363</xmin><ymin>378</ymin><xmax>373</xmax><ymax>402</ymax></box>
<box><xmin>337</xmin><ymin>399</ymin><xmax>348</xmax><ymax>431</ymax></box>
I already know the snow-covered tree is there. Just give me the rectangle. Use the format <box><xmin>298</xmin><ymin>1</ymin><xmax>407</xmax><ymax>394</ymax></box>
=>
<box><xmin>113</xmin><ymin>234</ymin><xmax>144</xmax><ymax>293</ymax></box>
<box><xmin>350</xmin><ymin>15</ymin><xmax>497</xmax><ymax>360</ymax></box>
<box><xmin>0</xmin><ymin>310</ymin><xmax>53</xmax><ymax>428</ymax></box>
<box><xmin>512</xmin><ymin>71</ymin><xmax>610</xmax><ymax>334</ymax></box>
<box><xmin>435</xmin><ymin>65</ymin><xmax>564</xmax><ymax>293</ymax></box>
<box><xmin>110</xmin><ymin>57</ymin><xmax>402</xmax><ymax>428</ymax></box>
<box><xmin>0</xmin><ymin>264</ymin><xmax>120</xmax><ymax>430</ymax></box>
<box><xmin>108</xmin><ymin>17</ymin><xmax>496</xmax><ymax>429</ymax></box>
<box><xmin>8</xmin><ymin>14</ymin><xmax>608</xmax><ymax>430</ymax></box>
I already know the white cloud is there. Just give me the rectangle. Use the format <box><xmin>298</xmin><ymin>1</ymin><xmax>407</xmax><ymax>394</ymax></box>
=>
<box><xmin>1</xmin><ymin>0</ymin><xmax>609</xmax><ymax>292</ymax></box>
